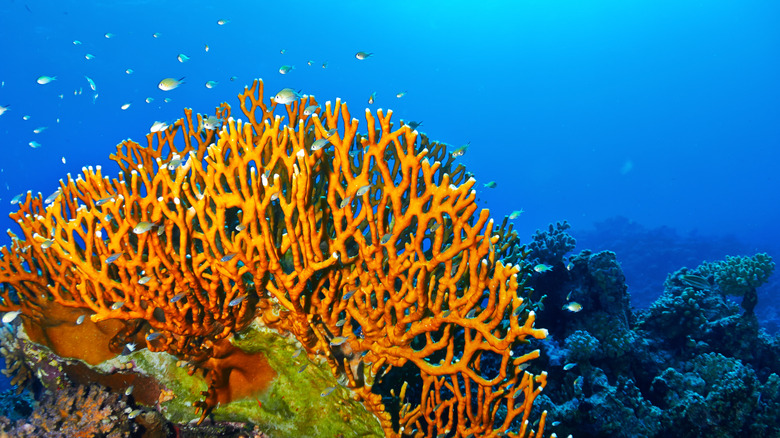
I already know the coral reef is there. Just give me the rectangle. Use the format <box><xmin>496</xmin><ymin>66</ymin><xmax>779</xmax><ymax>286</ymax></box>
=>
<box><xmin>0</xmin><ymin>80</ymin><xmax>548</xmax><ymax>437</ymax></box>
<box><xmin>523</xmin><ymin>228</ymin><xmax>779</xmax><ymax>437</ymax></box>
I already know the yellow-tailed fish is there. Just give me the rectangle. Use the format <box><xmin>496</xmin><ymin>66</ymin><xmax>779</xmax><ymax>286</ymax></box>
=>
<box><xmin>158</xmin><ymin>77</ymin><xmax>184</xmax><ymax>91</ymax></box>
<box><xmin>330</xmin><ymin>336</ymin><xmax>348</xmax><ymax>346</ymax></box>
<box><xmin>355</xmin><ymin>51</ymin><xmax>373</xmax><ymax>60</ymax></box>
<box><xmin>133</xmin><ymin>221</ymin><xmax>154</xmax><ymax>234</ymax></box>
<box><xmin>37</xmin><ymin>75</ymin><xmax>56</xmax><ymax>85</ymax></box>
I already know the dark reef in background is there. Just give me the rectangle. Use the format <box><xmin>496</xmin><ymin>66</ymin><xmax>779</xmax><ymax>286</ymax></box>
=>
<box><xmin>522</xmin><ymin>220</ymin><xmax>780</xmax><ymax>438</ymax></box>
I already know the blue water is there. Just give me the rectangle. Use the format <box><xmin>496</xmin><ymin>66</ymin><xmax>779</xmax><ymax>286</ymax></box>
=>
<box><xmin>1</xmin><ymin>0</ymin><xmax>778</xmax><ymax>302</ymax></box>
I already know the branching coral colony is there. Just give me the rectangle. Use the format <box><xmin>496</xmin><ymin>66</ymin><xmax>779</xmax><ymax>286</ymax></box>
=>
<box><xmin>0</xmin><ymin>79</ymin><xmax>548</xmax><ymax>438</ymax></box>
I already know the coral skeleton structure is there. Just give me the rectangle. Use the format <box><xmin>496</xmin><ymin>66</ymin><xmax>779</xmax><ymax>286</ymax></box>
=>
<box><xmin>0</xmin><ymin>79</ymin><xmax>548</xmax><ymax>437</ymax></box>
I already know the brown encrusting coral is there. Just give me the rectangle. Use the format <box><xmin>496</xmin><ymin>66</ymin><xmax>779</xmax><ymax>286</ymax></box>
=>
<box><xmin>0</xmin><ymin>80</ymin><xmax>547</xmax><ymax>437</ymax></box>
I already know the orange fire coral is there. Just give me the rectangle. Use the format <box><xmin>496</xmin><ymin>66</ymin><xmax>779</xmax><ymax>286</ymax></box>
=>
<box><xmin>0</xmin><ymin>79</ymin><xmax>548</xmax><ymax>437</ymax></box>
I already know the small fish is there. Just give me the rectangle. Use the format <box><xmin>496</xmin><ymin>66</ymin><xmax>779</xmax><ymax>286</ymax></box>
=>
<box><xmin>330</xmin><ymin>336</ymin><xmax>348</xmax><ymax>346</ymax></box>
<box><xmin>368</xmin><ymin>91</ymin><xmax>376</xmax><ymax>104</ymax></box>
<box><xmin>279</xmin><ymin>65</ymin><xmax>294</xmax><ymax>74</ymax></box>
<box><xmin>146</xmin><ymin>332</ymin><xmax>163</xmax><ymax>341</ymax></box>
<box><xmin>29</xmin><ymin>141</ymin><xmax>42</xmax><ymax>148</ymax></box>
<box><xmin>406</xmin><ymin>120</ymin><xmax>422</xmax><ymax>130</ymax></box>
<box><xmin>307</xmin><ymin>60</ymin><xmax>314</xmax><ymax>66</ymax></box>
<box><xmin>229</xmin><ymin>294</ymin><xmax>248</xmax><ymax>306</ymax></box>
<box><xmin>273</xmin><ymin>88</ymin><xmax>301</xmax><ymax>105</ymax></box>
<box><xmin>451</xmin><ymin>142</ymin><xmax>471</xmax><ymax>157</ymax></box>
<box><xmin>170</xmin><ymin>292</ymin><xmax>186</xmax><ymax>303</ymax></box>
<box><xmin>534</xmin><ymin>264</ymin><xmax>553</xmax><ymax>273</ymax></box>
<box><xmin>10</xmin><ymin>193</ymin><xmax>24</xmax><ymax>204</ymax></box>
<box><xmin>339</xmin><ymin>196</ymin><xmax>351</xmax><ymax>209</ymax></box>
<box><xmin>76</xmin><ymin>314</ymin><xmax>86</xmax><ymax>325</ymax></box>
<box><xmin>95</xmin><ymin>196</ymin><xmax>115</xmax><ymax>206</ymax></box>
<box><xmin>152</xmin><ymin>32</ymin><xmax>161</xmax><ymax>38</ymax></box>
<box><xmin>164</xmin><ymin>98</ymin><xmax>172</xmax><ymax>103</ymax></box>
<box><xmin>508</xmin><ymin>210</ymin><xmax>523</xmax><ymax>220</ymax></box>
<box><xmin>158</xmin><ymin>77</ymin><xmax>185</xmax><ymax>91</ymax></box>
<box><xmin>563</xmin><ymin>363</ymin><xmax>577</xmax><ymax>371</ymax></box>
<box><xmin>217</xmin><ymin>19</ymin><xmax>229</xmax><ymax>25</ymax></box>
<box><xmin>104</xmin><ymin>32</ymin><xmax>114</xmax><ymax>38</ymax></box>
<box><xmin>396</xmin><ymin>91</ymin><xmax>407</xmax><ymax>98</ymax></box>
<box><xmin>220</xmin><ymin>252</ymin><xmax>238</xmax><ymax>262</ymax></box>
<box><xmin>2</xmin><ymin>310</ymin><xmax>22</xmax><ymax>324</ymax></box>
<box><xmin>105</xmin><ymin>253</ymin><xmax>123</xmax><ymax>264</ymax></box>
<box><xmin>111</xmin><ymin>301</ymin><xmax>125</xmax><ymax>310</ymax></box>
<box><xmin>33</xmin><ymin>126</ymin><xmax>48</xmax><ymax>134</ymax></box>
<box><xmin>120</xmin><ymin>102</ymin><xmax>131</xmax><ymax>110</ymax></box>
<box><xmin>235</xmin><ymin>224</ymin><xmax>246</xmax><ymax>232</ymax></box>
<box><xmin>335</xmin><ymin>319</ymin><xmax>346</xmax><ymax>327</ymax></box>
<box><xmin>84</xmin><ymin>53</ymin><xmax>95</xmax><ymax>60</ymax></box>
<box><xmin>205</xmin><ymin>80</ymin><xmax>218</xmax><ymax>89</ymax></box>
<box><xmin>177</xmin><ymin>53</ymin><xmax>190</xmax><ymax>63</ymax></box>
<box><xmin>36</xmin><ymin>76</ymin><xmax>57</xmax><ymax>85</ymax></box>
<box><xmin>125</xmin><ymin>385</ymin><xmax>134</xmax><ymax>396</ymax></box>
<box><xmin>280</xmin><ymin>48</ymin><xmax>286</xmax><ymax>54</ymax></box>
<box><xmin>23</xmin><ymin>115</ymin><xmax>30</xmax><ymax>120</ymax></box>
<box><xmin>355</xmin><ymin>51</ymin><xmax>373</xmax><ymax>60</ymax></box>
<box><xmin>466</xmin><ymin>308</ymin><xmax>477</xmax><ymax>318</ymax></box>
<box><xmin>298</xmin><ymin>363</ymin><xmax>308</xmax><ymax>373</ymax></box>
<box><xmin>680</xmin><ymin>274</ymin><xmax>711</xmax><ymax>290</ymax></box>
<box><xmin>303</xmin><ymin>105</ymin><xmax>319</xmax><ymax>116</ymax></box>
<box><xmin>145</xmin><ymin>97</ymin><xmax>154</xmax><ymax>103</ymax></box>
<box><xmin>73</xmin><ymin>40</ymin><xmax>82</xmax><ymax>45</ymax></box>
<box><xmin>138</xmin><ymin>276</ymin><xmax>152</xmax><ymax>285</ymax></box>
<box><xmin>563</xmin><ymin>302</ymin><xmax>582</xmax><ymax>312</ymax></box>
<box><xmin>230</xmin><ymin>76</ymin><xmax>238</xmax><ymax>81</ymax></box>
<box><xmin>325</xmin><ymin>128</ymin><xmax>338</xmax><ymax>137</ymax></box>
<box><xmin>204</xmin><ymin>44</ymin><xmax>209</xmax><ymax>52</ymax></box>
<box><xmin>150</xmin><ymin>121</ymin><xmax>169</xmax><ymax>132</ymax></box>
<box><xmin>322</xmin><ymin>61</ymin><xmax>328</xmax><ymax>68</ymax></box>
<box><xmin>292</xmin><ymin>348</ymin><xmax>303</xmax><ymax>358</ymax></box>
<box><xmin>566</xmin><ymin>261</ymin><xmax>574</xmax><ymax>271</ymax></box>
<box><xmin>483</xmin><ymin>181</ymin><xmax>497</xmax><ymax>188</ymax></box>
<box><xmin>380</xmin><ymin>233</ymin><xmax>393</xmax><ymax>245</ymax></box>
<box><xmin>40</xmin><ymin>238</ymin><xmax>54</xmax><ymax>249</ymax></box>
<box><xmin>342</xmin><ymin>289</ymin><xmax>356</xmax><ymax>300</ymax></box>
<box><xmin>126</xmin><ymin>68</ymin><xmax>134</xmax><ymax>74</ymax></box>
<box><xmin>320</xmin><ymin>386</ymin><xmax>336</xmax><ymax>397</ymax></box>
<box><xmin>311</xmin><ymin>138</ymin><xmax>330</xmax><ymax>151</ymax></box>
<box><xmin>356</xmin><ymin>184</ymin><xmax>371</xmax><ymax>196</ymax></box>
<box><xmin>0</xmin><ymin>105</ymin><xmax>8</xmax><ymax>116</ymax></box>
<box><xmin>61</xmin><ymin>156</ymin><xmax>66</xmax><ymax>163</ymax></box>
<box><xmin>128</xmin><ymin>409</ymin><xmax>142</xmax><ymax>419</ymax></box>
<box><xmin>133</xmin><ymin>221</ymin><xmax>154</xmax><ymax>234</ymax></box>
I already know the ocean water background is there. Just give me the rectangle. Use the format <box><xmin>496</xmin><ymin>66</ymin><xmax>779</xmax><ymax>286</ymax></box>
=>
<box><xmin>0</xmin><ymin>0</ymin><xmax>778</xmax><ymax>322</ymax></box>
